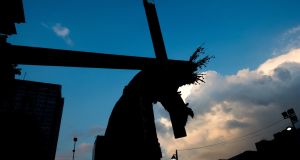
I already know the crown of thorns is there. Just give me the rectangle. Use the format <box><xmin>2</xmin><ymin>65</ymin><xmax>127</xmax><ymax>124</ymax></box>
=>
<box><xmin>179</xmin><ymin>46</ymin><xmax>214</xmax><ymax>86</ymax></box>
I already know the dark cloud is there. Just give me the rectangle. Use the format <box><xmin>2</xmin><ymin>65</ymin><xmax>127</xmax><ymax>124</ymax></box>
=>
<box><xmin>274</xmin><ymin>65</ymin><xmax>291</xmax><ymax>81</ymax></box>
<box><xmin>226</xmin><ymin>120</ymin><xmax>250</xmax><ymax>129</ymax></box>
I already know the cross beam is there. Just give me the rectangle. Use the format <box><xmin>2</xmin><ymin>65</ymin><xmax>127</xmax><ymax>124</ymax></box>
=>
<box><xmin>1</xmin><ymin>1</ymin><xmax>189</xmax><ymax>71</ymax></box>
<box><xmin>0</xmin><ymin>44</ymin><xmax>190</xmax><ymax>70</ymax></box>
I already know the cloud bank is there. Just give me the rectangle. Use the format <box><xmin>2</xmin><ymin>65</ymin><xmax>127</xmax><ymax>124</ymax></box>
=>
<box><xmin>155</xmin><ymin>48</ymin><xmax>300</xmax><ymax>160</ymax></box>
<box><xmin>55</xmin><ymin>23</ymin><xmax>300</xmax><ymax>160</ymax></box>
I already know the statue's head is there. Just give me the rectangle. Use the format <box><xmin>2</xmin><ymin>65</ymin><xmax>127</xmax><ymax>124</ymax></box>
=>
<box><xmin>144</xmin><ymin>47</ymin><xmax>213</xmax><ymax>138</ymax></box>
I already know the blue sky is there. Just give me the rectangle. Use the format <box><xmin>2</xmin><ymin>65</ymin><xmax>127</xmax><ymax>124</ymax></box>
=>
<box><xmin>8</xmin><ymin>0</ymin><xmax>300</xmax><ymax>160</ymax></box>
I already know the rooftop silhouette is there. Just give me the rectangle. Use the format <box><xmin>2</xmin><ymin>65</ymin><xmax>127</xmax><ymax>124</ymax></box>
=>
<box><xmin>227</xmin><ymin>127</ymin><xmax>300</xmax><ymax>160</ymax></box>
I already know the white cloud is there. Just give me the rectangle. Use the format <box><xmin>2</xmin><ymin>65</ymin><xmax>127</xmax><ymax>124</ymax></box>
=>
<box><xmin>41</xmin><ymin>22</ymin><xmax>74</xmax><ymax>46</ymax></box>
<box><xmin>53</xmin><ymin>23</ymin><xmax>70</xmax><ymax>37</ymax></box>
<box><xmin>178</xmin><ymin>84</ymin><xmax>193</xmax><ymax>102</ymax></box>
<box><xmin>257</xmin><ymin>48</ymin><xmax>300</xmax><ymax>75</ymax></box>
<box><xmin>157</xmin><ymin>48</ymin><xmax>300</xmax><ymax>160</ymax></box>
<box><xmin>52</xmin><ymin>23</ymin><xmax>74</xmax><ymax>46</ymax></box>
<box><xmin>160</xmin><ymin>117</ymin><xmax>172</xmax><ymax>128</ymax></box>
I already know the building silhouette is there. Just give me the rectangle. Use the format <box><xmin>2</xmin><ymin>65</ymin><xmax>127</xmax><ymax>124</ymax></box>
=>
<box><xmin>93</xmin><ymin>135</ymin><xmax>104</xmax><ymax>160</ymax></box>
<box><xmin>227</xmin><ymin>127</ymin><xmax>300</xmax><ymax>160</ymax></box>
<box><xmin>0</xmin><ymin>79</ymin><xmax>64</xmax><ymax>160</ymax></box>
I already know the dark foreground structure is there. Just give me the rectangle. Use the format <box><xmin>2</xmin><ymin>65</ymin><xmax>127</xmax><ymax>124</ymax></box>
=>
<box><xmin>1</xmin><ymin>1</ymin><xmax>64</xmax><ymax>159</ymax></box>
<box><xmin>0</xmin><ymin>78</ymin><xmax>64</xmax><ymax>160</ymax></box>
<box><xmin>228</xmin><ymin>127</ymin><xmax>300</xmax><ymax>160</ymax></box>
<box><xmin>1</xmin><ymin>1</ymin><xmax>212</xmax><ymax>160</ymax></box>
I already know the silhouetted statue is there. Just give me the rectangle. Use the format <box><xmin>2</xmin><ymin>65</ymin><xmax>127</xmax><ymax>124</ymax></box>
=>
<box><xmin>95</xmin><ymin>47</ymin><xmax>212</xmax><ymax>160</ymax></box>
<box><xmin>1</xmin><ymin>1</ymin><xmax>214</xmax><ymax>159</ymax></box>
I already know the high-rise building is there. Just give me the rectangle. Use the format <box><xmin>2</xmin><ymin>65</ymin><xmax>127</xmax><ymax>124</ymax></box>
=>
<box><xmin>0</xmin><ymin>79</ymin><xmax>64</xmax><ymax>160</ymax></box>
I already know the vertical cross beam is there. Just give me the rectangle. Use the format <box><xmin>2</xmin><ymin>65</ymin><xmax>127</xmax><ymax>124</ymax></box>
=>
<box><xmin>143</xmin><ymin>0</ymin><xmax>168</xmax><ymax>62</ymax></box>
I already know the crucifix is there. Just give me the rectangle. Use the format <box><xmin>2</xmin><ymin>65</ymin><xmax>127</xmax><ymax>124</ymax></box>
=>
<box><xmin>1</xmin><ymin>0</ymin><xmax>212</xmax><ymax>159</ymax></box>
